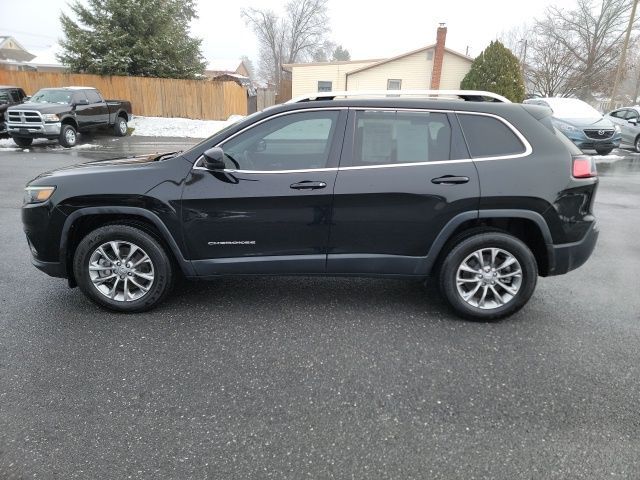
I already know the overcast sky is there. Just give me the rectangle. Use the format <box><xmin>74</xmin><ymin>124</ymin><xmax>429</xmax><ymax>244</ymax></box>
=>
<box><xmin>1</xmin><ymin>0</ymin><xmax>576</xmax><ymax>62</ymax></box>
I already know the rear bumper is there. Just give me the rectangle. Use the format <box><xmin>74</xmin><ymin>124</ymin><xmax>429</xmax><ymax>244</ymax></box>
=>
<box><xmin>547</xmin><ymin>221</ymin><xmax>599</xmax><ymax>276</ymax></box>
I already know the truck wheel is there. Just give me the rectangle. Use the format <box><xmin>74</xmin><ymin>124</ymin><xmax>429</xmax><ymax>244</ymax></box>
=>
<box><xmin>113</xmin><ymin>116</ymin><xmax>128</xmax><ymax>137</ymax></box>
<box><xmin>13</xmin><ymin>136</ymin><xmax>33</xmax><ymax>148</ymax></box>
<box><xmin>439</xmin><ymin>232</ymin><xmax>538</xmax><ymax>321</ymax></box>
<box><xmin>73</xmin><ymin>224</ymin><xmax>174</xmax><ymax>312</ymax></box>
<box><xmin>59</xmin><ymin>124</ymin><xmax>77</xmax><ymax>148</ymax></box>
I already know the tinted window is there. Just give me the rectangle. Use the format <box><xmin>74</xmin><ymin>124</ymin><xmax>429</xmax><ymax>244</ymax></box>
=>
<box><xmin>353</xmin><ymin>110</ymin><xmax>451</xmax><ymax>166</ymax></box>
<box><xmin>72</xmin><ymin>91</ymin><xmax>89</xmax><ymax>104</ymax></box>
<box><xmin>458</xmin><ymin>114</ymin><xmax>526</xmax><ymax>158</ymax></box>
<box><xmin>222</xmin><ymin>110</ymin><xmax>339</xmax><ymax>171</ymax></box>
<box><xmin>610</xmin><ymin>110</ymin><xmax>626</xmax><ymax>119</ymax></box>
<box><xmin>85</xmin><ymin>90</ymin><xmax>102</xmax><ymax>103</ymax></box>
<box><xmin>624</xmin><ymin>109</ymin><xmax>639</xmax><ymax>120</ymax></box>
<box><xmin>0</xmin><ymin>89</ymin><xmax>12</xmax><ymax>103</ymax></box>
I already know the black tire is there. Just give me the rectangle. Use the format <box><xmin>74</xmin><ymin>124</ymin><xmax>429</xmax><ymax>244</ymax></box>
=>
<box><xmin>634</xmin><ymin>136</ymin><xmax>640</xmax><ymax>153</ymax></box>
<box><xmin>439</xmin><ymin>232</ymin><xmax>538</xmax><ymax>321</ymax></box>
<box><xmin>113</xmin><ymin>115</ymin><xmax>127</xmax><ymax>137</ymax></box>
<box><xmin>59</xmin><ymin>124</ymin><xmax>77</xmax><ymax>148</ymax></box>
<box><xmin>73</xmin><ymin>224</ymin><xmax>174</xmax><ymax>312</ymax></box>
<box><xmin>12</xmin><ymin>136</ymin><xmax>33</xmax><ymax>147</ymax></box>
<box><xmin>595</xmin><ymin>148</ymin><xmax>613</xmax><ymax>155</ymax></box>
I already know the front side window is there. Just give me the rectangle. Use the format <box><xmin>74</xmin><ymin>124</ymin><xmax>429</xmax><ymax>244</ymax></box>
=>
<box><xmin>458</xmin><ymin>114</ymin><xmax>526</xmax><ymax>158</ymax></box>
<box><xmin>72</xmin><ymin>91</ymin><xmax>89</xmax><ymax>105</ymax></box>
<box><xmin>624</xmin><ymin>109</ymin><xmax>639</xmax><ymax>120</ymax></box>
<box><xmin>352</xmin><ymin>110</ymin><xmax>451</xmax><ymax>166</ymax></box>
<box><xmin>221</xmin><ymin>110</ymin><xmax>340</xmax><ymax>171</ymax></box>
<box><xmin>317</xmin><ymin>81</ymin><xmax>332</xmax><ymax>92</ymax></box>
<box><xmin>609</xmin><ymin>110</ymin><xmax>626</xmax><ymax>119</ymax></box>
<box><xmin>85</xmin><ymin>90</ymin><xmax>102</xmax><ymax>103</ymax></box>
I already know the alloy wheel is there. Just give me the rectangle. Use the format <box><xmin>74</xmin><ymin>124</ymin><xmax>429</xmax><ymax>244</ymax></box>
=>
<box><xmin>88</xmin><ymin>240</ymin><xmax>155</xmax><ymax>302</ymax></box>
<box><xmin>455</xmin><ymin>247</ymin><xmax>523</xmax><ymax>309</ymax></box>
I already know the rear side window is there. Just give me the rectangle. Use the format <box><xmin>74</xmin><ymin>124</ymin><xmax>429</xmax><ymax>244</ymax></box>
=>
<box><xmin>458</xmin><ymin>114</ymin><xmax>526</xmax><ymax>158</ymax></box>
<box><xmin>353</xmin><ymin>110</ymin><xmax>451</xmax><ymax>166</ymax></box>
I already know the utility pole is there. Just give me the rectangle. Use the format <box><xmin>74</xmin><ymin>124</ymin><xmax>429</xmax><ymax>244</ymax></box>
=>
<box><xmin>610</xmin><ymin>0</ymin><xmax>638</xmax><ymax>109</ymax></box>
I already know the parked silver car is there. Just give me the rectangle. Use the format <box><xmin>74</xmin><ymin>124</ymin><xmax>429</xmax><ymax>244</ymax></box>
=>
<box><xmin>605</xmin><ymin>106</ymin><xmax>640</xmax><ymax>152</ymax></box>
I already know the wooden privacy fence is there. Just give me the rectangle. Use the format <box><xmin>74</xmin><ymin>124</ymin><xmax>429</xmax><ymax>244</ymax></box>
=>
<box><xmin>0</xmin><ymin>70</ymin><xmax>248</xmax><ymax>120</ymax></box>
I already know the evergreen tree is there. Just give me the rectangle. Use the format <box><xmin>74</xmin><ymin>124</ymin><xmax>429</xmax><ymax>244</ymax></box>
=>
<box><xmin>460</xmin><ymin>41</ymin><xmax>525</xmax><ymax>102</ymax></box>
<box><xmin>332</xmin><ymin>45</ymin><xmax>351</xmax><ymax>61</ymax></box>
<box><xmin>58</xmin><ymin>0</ymin><xmax>206</xmax><ymax>79</ymax></box>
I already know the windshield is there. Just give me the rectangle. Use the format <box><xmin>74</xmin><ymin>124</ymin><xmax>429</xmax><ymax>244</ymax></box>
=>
<box><xmin>0</xmin><ymin>90</ymin><xmax>11</xmax><ymax>104</ymax></box>
<box><xmin>544</xmin><ymin>98</ymin><xmax>602</xmax><ymax>119</ymax></box>
<box><xmin>29</xmin><ymin>89</ymin><xmax>72</xmax><ymax>105</ymax></box>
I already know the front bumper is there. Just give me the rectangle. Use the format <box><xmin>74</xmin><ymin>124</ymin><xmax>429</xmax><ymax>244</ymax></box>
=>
<box><xmin>31</xmin><ymin>257</ymin><xmax>66</xmax><ymax>278</ymax></box>
<box><xmin>563</xmin><ymin>130</ymin><xmax>621</xmax><ymax>151</ymax></box>
<box><xmin>7</xmin><ymin>121</ymin><xmax>61</xmax><ymax>138</ymax></box>
<box><xmin>547</xmin><ymin>221</ymin><xmax>599</xmax><ymax>276</ymax></box>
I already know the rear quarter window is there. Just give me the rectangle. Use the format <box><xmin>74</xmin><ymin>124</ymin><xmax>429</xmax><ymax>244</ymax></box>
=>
<box><xmin>458</xmin><ymin>114</ymin><xmax>526</xmax><ymax>158</ymax></box>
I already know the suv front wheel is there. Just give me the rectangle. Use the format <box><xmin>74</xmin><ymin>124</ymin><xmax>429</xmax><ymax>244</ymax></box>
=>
<box><xmin>439</xmin><ymin>232</ymin><xmax>538</xmax><ymax>321</ymax></box>
<box><xmin>73</xmin><ymin>224</ymin><xmax>174</xmax><ymax>312</ymax></box>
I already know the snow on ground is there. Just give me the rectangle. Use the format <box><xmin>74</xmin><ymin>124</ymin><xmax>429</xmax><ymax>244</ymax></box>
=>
<box><xmin>0</xmin><ymin>138</ymin><xmax>99</xmax><ymax>151</ymax></box>
<box><xmin>129</xmin><ymin>116</ymin><xmax>235</xmax><ymax>138</ymax></box>
<box><xmin>593</xmin><ymin>154</ymin><xmax>627</xmax><ymax>164</ymax></box>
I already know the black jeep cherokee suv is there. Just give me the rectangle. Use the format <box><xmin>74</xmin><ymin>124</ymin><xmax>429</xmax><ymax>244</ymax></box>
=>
<box><xmin>22</xmin><ymin>90</ymin><xmax>599</xmax><ymax>320</ymax></box>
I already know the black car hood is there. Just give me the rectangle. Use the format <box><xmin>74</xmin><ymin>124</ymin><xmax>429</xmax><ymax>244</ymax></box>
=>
<box><xmin>8</xmin><ymin>102</ymin><xmax>71</xmax><ymax>114</ymax></box>
<box><xmin>32</xmin><ymin>152</ymin><xmax>182</xmax><ymax>182</ymax></box>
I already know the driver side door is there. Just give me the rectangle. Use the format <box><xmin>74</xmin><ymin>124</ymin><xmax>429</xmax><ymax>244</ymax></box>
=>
<box><xmin>181</xmin><ymin>108</ymin><xmax>347</xmax><ymax>276</ymax></box>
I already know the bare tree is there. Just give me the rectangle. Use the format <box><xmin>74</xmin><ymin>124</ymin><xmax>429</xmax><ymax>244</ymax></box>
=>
<box><xmin>536</xmin><ymin>0</ymin><xmax>637</xmax><ymax>99</ymax></box>
<box><xmin>527</xmin><ymin>30</ymin><xmax>579</xmax><ymax>97</ymax></box>
<box><xmin>242</xmin><ymin>0</ymin><xmax>329</xmax><ymax>86</ymax></box>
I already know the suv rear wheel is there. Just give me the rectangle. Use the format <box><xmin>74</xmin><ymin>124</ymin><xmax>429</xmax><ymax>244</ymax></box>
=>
<box><xmin>439</xmin><ymin>232</ymin><xmax>538</xmax><ymax>321</ymax></box>
<box><xmin>73</xmin><ymin>224</ymin><xmax>174</xmax><ymax>312</ymax></box>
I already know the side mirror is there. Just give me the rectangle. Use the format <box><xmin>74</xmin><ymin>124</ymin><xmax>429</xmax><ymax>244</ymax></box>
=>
<box><xmin>74</xmin><ymin>99</ymin><xmax>89</xmax><ymax>106</ymax></box>
<box><xmin>202</xmin><ymin>147</ymin><xmax>226</xmax><ymax>170</ymax></box>
<box><xmin>23</xmin><ymin>96</ymin><xmax>31</xmax><ymax>102</ymax></box>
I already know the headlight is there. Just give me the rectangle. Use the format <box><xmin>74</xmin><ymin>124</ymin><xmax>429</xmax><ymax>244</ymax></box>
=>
<box><xmin>41</xmin><ymin>114</ymin><xmax>60</xmax><ymax>122</ymax></box>
<box><xmin>556</xmin><ymin>122</ymin><xmax>577</xmax><ymax>133</ymax></box>
<box><xmin>24</xmin><ymin>186</ymin><xmax>55</xmax><ymax>204</ymax></box>
<box><xmin>614</xmin><ymin>125</ymin><xmax>621</xmax><ymax>133</ymax></box>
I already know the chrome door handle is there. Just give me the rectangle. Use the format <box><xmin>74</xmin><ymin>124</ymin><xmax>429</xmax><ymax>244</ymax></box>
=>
<box><xmin>290</xmin><ymin>181</ymin><xmax>327</xmax><ymax>190</ymax></box>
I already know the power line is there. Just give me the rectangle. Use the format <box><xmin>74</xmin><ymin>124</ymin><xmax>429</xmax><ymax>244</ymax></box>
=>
<box><xmin>0</xmin><ymin>29</ymin><xmax>59</xmax><ymax>41</ymax></box>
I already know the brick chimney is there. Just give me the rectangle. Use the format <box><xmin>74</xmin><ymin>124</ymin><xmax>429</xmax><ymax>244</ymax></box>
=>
<box><xmin>430</xmin><ymin>23</ymin><xmax>447</xmax><ymax>90</ymax></box>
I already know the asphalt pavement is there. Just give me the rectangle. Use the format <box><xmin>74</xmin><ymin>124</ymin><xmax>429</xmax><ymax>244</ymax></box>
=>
<box><xmin>1</xmin><ymin>136</ymin><xmax>639</xmax><ymax>479</ymax></box>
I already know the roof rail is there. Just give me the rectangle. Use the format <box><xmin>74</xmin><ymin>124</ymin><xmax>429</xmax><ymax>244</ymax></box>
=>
<box><xmin>287</xmin><ymin>90</ymin><xmax>511</xmax><ymax>104</ymax></box>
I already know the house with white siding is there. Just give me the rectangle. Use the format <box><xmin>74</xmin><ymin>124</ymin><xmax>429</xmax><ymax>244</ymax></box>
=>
<box><xmin>283</xmin><ymin>25</ymin><xmax>473</xmax><ymax>97</ymax></box>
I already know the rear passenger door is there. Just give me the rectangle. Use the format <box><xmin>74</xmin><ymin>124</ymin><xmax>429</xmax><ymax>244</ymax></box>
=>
<box><xmin>327</xmin><ymin>108</ymin><xmax>480</xmax><ymax>275</ymax></box>
<box><xmin>84</xmin><ymin>89</ymin><xmax>109</xmax><ymax>126</ymax></box>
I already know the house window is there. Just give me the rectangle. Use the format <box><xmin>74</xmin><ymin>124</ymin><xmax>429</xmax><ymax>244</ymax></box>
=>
<box><xmin>317</xmin><ymin>81</ymin><xmax>332</xmax><ymax>92</ymax></box>
<box><xmin>387</xmin><ymin>79</ymin><xmax>402</xmax><ymax>90</ymax></box>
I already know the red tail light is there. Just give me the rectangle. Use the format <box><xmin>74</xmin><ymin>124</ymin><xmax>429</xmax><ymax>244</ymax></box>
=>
<box><xmin>572</xmin><ymin>155</ymin><xmax>597</xmax><ymax>178</ymax></box>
